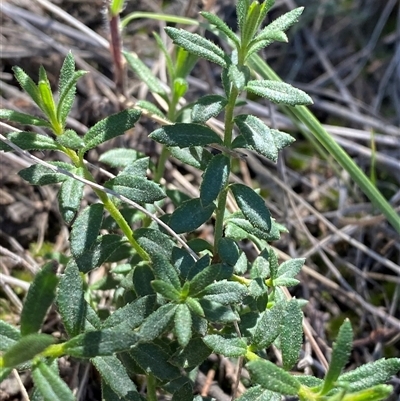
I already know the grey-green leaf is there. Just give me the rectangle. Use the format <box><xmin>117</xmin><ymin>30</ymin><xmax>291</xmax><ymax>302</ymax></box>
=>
<box><xmin>169</xmin><ymin>198</ymin><xmax>215</xmax><ymax>234</ymax></box>
<box><xmin>32</xmin><ymin>361</ymin><xmax>75</xmax><ymax>401</ymax></box>
<box><xmin>169</xmin><ymin>146</ymin><xmax>213</xmax><ymax>170</ymax></box>
<box><xmin>246</xmin><ymin>80</ymin><xmax>313</xmax><ymax>106</ymax></box>
<box><xmin>189</xmin><ymin>263</ymin><xmax>233</xmax><ymax>296</ymax></box>
<box><xmin>56</xmin><ymin>129</ymin><xmax>85</xmax><ymax>150</ymax></box>
<box><xmin>99</xmin><ymin>148</ymin><xmax>141</xmax><ymax>168</ymax></box>
<box><xmin>3</xmin><ymin>131</ymin><xmax>58</xmax><ymax>152</ymax></box>
<box><xmin>280</xmin><ymin>299</ymin><xmax>303</xmax><ymax>370</ymax></box>
<box><xmin>83</xmin><ymin>109</ymin><xmax>141</xmax><ymax>151</ymax></box>
<box><xmin>200</xmin><ymin>12</ymin><xmax>240</xmax><ymax>46</ymax></box>
<box><xmin>105</xmin><ymin>175</ymin><xmax>165</xmax><ymax>203</ymax></box>
<box><xmin>202</xmin><ymin>281</ymin><xmax>248</xmax><ymax>305</ymax></box>
<box><xmin>58</xmin><ymin>173</ymin><xmax>85</xmax><ymax>224</ymax></box>
<box><xmin>230</xmin><ymin>183</ymin><xmax>271</xmax><ymax>233</ymax></box>
<box><xmin>200</xmin><ymin>154</ymin><xmax>230</xmax><ymax>206</ymax></box>
<box><xmin>18</xmin><ymin>163</ymin><xmax>70</xmax><ymax>185</ymax></box>
<box><xmin>150</xmin><ymin>123</ymin><xmax>222</xmax><ymax>148</ymax></box>
<box><xmin>246</xmin><ymin>359</ymin><xmax>301</xmax><ymax>395</ymax></box>
<box><xmin>191</xmin><ymin>95</ymin><xmax>228</xmax><ymax>123</ymax></box>
<box><xmin>20</xmin><ymin>262</ymin><xmax>59</xmax><ymax>336</ymax></box>
<box><xmin>174</xmin><ymin>304</ymin><xmax>192</xmax><ymax>348</ymax></box>
<box><xmin>70</xmin><ymin>203</ymin><xmax>104</xmax><ymax>258</ymax></box>
<box><xmin>165</xmin><ymin>27</ymin><xmax>228</xmax><ymax>68</ymax></box>
<box><xmin>0</xmin><ymin>320</ymin><xmax>21</xmax><ymax>352</ymax></box>
<box><xmin>203</xmin><ymin>335</ymin><xmax>247</xmax><ymax>357</ymax></box>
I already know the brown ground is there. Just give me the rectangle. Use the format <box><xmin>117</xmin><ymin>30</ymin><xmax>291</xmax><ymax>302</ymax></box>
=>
<box><xmin>0</xmin><ymin>0</ymin><xmax>399</xmax><ymax>400</ymax></box>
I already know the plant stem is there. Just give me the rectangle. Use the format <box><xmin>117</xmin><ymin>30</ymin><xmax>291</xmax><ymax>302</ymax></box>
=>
<box><xmin>146</xmin><ymin>374</ymin><xmax>157</xmax><ymax>401</ymax></box>
<box><xmin>213</xmin><ymin>87</ymin><xmax>239</xmax><ymax>252</ymax></box>
<box><xmin>154</xmin><ymin>146</ymin><xmax>170</xmax><ymax>183</ymax></box>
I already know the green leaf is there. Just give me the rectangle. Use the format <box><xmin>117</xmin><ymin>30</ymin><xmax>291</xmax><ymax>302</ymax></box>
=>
<box><xmin>58</xmin><ymin>173</ymin><xmax>85</xmax><ymax>224</ymax></box>
<box><xmin>0</xmin><ymin>320</ymin><xmax>21</xmax><ymax>352</ymax></box>
<box><xmin>152</xmin><ymin>280</ymin><xmax>181</xmax><ymax>301</ymax></box>
<box><xmin>131</xmin><ymin>342</ymin><xmax>181</xmax><ymax>381</ymax></box>
<box><xmin>165</xmin><ymin>27</ymin><xmax>228</xmax><ymax>68</ymax></box>
<box><xmin>341</xmin><ymin>386</ymin><xmax>395</xmax><ymax>401</ymax></box>
<box><xmin>58</xmin><ymin>52</ymin><xmax>75</xmax><ymax>93</ymax></box>
<box><xmin>0</xmin><ymin>109</ymin><xmax>50</xmax><ymax>127</ymax></box>
<box><xmin>56</xmin><ymin>260</ymin><xmax>86</xmax><ymax>337</ymax></box>
<box><xmin>83</xmin><ymin>109</ymin><xmax>141</xmax><ymax>151</ymax></box>
<box><xmin>234</xmin><ymin>114</ymin><xmax>280</xmax><ymax>162</ymax></box>
<box><xmin>337</xmin><ymin>358</ymin><xmax>400</xmax><ymax>393</ymax></box>
<box><xmin>199</xmin><ymin>299</ymin><xmax>239</xmax><ymax>323</ymax></box>
<box><xmin>139</xmin><ymin>303</ymin><xmax>178</xmax><ymax>342</ymax></box>
<box><xmin>12</xmin><ymin>66</ymin><xmax>42</xmax><ymax>107</ymax></box>
<box><xmin>62</xmin><ymin>329</ymin><xmax>139</xmax><ymax>358</ymax></box>
<box><xmin>32</xmin><ymin>360</ymin><xmax>75</xmax><ymax>401</ymax></box>
<box><xmin>217</xmin><ymin>237</ymin><xmax>240</xmax><ymax>266</ymax></box>
<box><xmin>236</xmin><ymin>0</ymin><xmax>250</xmax><ymax>33</ymax></box>
<box><xmin>202</xmin><ymin>281</ymin><xmax>248</xmax><ymax>305</ymax></box>
<box><xmin>251</xmin><ymin>248</ymin><xmax>270</xmax><ymax>279</ymax></box>
<box><xmin>56</xmin><ymin>129</ymin><xmax>85</xmax><ymax>150</ymax></box>
<box><xmin>133</xmin><ymin>263</ymin><xmax>155</xmax><ymax>296</ymax></box>
<box><xmin>246</xmin><ymin>80</ymin><xmax>313</xmax><ymax>106</ymax></box>
<box><xmin>102</xmin><ymin>295</ymin><xmax>156</xmax><ymax>330</ymax></box>
<box><xmin>280</xmin><ymin>299</ymin><xmax>303</xmax><ymax>370</ymax></box>
<box><xmin>123</xmin><ymin>51</ymin><xmax>167</xmax><ymax>95</ymax></box>
<box><xmin>247</xmin><ymin>359</ymin><xmax>300</xmax><ymax>395</ymax></box>
<box><xmin>200</xmin><ymin>11</ymin><xmax>240</xmax><ymax>46</ymax></box>
<box><xmin>246</xmin><ymin>32</ymin><xmax>287</xmax><ymax>59</ymax></box>
<box><xmin>228</xmin><ymin>63</ymin><xmax>250</xmax><ymax>91</ymax></box>
<box><xmin>135</xmin><ymin>99</ymin><xmax>166</xmax><ymax>119</ymax></box>
<box><xmin>57</xmin><ymin>70</ymin><xmax>87</xmax><ymax>127</ymax></box>
<box><xmin>151</xmin><ymin>253</ymin><xmax>181</xmax><ymax>290</ymax></box>
<box><xmin>70</xmin><ymin>203</ymin><xmax>104</xmax><ymax>257</ymax></box>
<box><xmin>105</xmin><ymin>175</ymin><xmax>165</xmax><ymax>203</ymax></box>
<box><xmin>169</xmin><ymin>146</ymin><xmax>213</xmax><ymax>170</ymax></box>
<box><xmin>191</xmin><ymin>95</ymin><xmax>228</xmax><ymax>123</ymax></box>
<box><xmin>92</xmin><ymin>356</ymin><xmax>142</xmax><ymax>401</ymax></box>
<box><xmin>186</xmin><ymin>297</ymin><xmax>205</xmax><ymax>317</ymax></box>
<box><xmin>171</xmin><ymin>381</ymin><xmax>193</xmax><ymax>401</ymax></box>
<box><xmin>322</xmin><ymin>318</ymin><xmax>353</xmax><ymax>394</ymax></box>
<box><xmin>274</xmin><ymin>258</ymin><xmax>305</xmax><ymax>287</ymax></box>
<box><xmin>169</xmin><ymin>198</ymin><xmax>215</xmax><ymax>234</ymax></box>
<box><xmin>150</xmin><ymin>123</ymin><xmax>222</xmax><ymax>147</ymax></box>
<box><xmin>174</xmin><ymin>304</ymin><xmax>192</xmax><ymax>348</ymax></box>
<box><xmin>74</xmin><ymin>234</ymin><xmax>127</xmax><ymax>273</ymax></box>
<box><xmin>1</xmin><ymin>334</ymin><xmax>55</xmax><ymax>367</ymax></box>
<box><xmin>203</xmin><ymin>335</ymin><xmax>247</xmax><ymax>357</ymax></box>
<box><xmin>236</xmin><ymin>386</ymin><xmax>281</xmax><ymax>401</ymax></box>
<box><xmin>20</xmin><ymin>262</ymin><xmax>59</xmax><ymax>336</ymax></box>
<box><xmin>264</xmin><ymin>7</ymin><xmax>304</xmax><ymax>34</ymax></box>
<box><xmin>252</xmin><ymin>301</ymin><xmax>285</xmax><ymax>350</ymax></box>
<box><xmin>230</xmin><ymin>183</ymin><xmax>271</xmax><ymax>233</ymax></box>
<box><xmin>18</xmin><ymin>162</ymin><xmax>71</xmax><ymax>185</ymax></box>
<box><xmin>233</xmin><ymin>251</ymin><xmax>249</xmax><ymax>275</ymax></box>
<box><xmin>170</xmin><ymin>337</ymin><xmax>211</xmax><ymax>369</ymax></box>
<box><xmin>189</xmin><ymin>263</ymin><xmax>233</xmax><ymax>296</ymax></box>
<box><xmin>134</xmin><ymin>228</ymin><xmax>175</xmax><ymax>259</ymax></box>
<box><xmin>99</xmin><ymin>148</ymin><xmax>141</xmax><ymax>168</ymax></box>
<box><xmin>200</xmin><ymin>154</ymin><xmax>230</xmax><ymax>207</ymax></box>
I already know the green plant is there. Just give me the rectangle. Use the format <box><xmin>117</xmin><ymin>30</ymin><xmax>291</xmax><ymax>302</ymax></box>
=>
<box><xmin>0</xmin><ymin>1</ymin><xmax>399</xmax><ymax>400</ymax></box>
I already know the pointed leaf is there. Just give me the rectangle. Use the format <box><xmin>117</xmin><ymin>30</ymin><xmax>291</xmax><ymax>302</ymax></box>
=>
<box><xmin>191</xmin><ymin>95</ymin><xmax>228</xmax><ymax>123</ymax></box>
<box><xmin>134</xmin><ymin>228</ymin><xmax>175</xmax><ymax>259</ymax></box>
<box><xmin>20</xmin><ymin>262</ymin><xmax>58</xmax><ymax>336</ymax></box>
<box><xmin>83</xmin><ymin>109</ymin><xmax>141</xmax><ymax>151</ymax></box>
<box><xmin>203</xmin><ymin>335</ymin><xmax>247</xmax><ymax>357</ymax></box>
<box><xmin>236</xmin><ymin>386</ymin><xmax>281</xmax><ymax>401</ymax></box>
<box><xmin>57</xmin><ymin>260</ymin><xmax>86</xmax><ymax>337</ymax></box>
<box><xmin>0</xmin><ymin>320</ymin><xmax>21</xmax><ymax>352</ymax></box>
<box><xmin>274</xmin><ymin>258</ymin><xmax>305</xmax><ymax>287</ymax></box>
<box><xmin>131</xmin><ymin>342</ymin><xmax>180</xmax><ymax>381</ymax></box>
<box><xmin>174</xmin><ymin>304</ymin><xmax>192</xmax><ymax>348</ymax></box>
<box><xmin>62</xmin><ymin>329</ymin><xmax>139</xmax><ymax>358</ymax></box>
<box><xmin>0</xmin><ymin>109</ymin><xmax>50</xmax><ymax>127</ymax></box>
<box><xmin>247</xmin><ymin>359</ymin><xmax>300</xmax><ymax>395</ymax></box>
<box><xmin>32</xmin><ymin>361</ymin><xmax>75</xmax><ymax>401</ymax></box>
<box><xmin>230</xmin><ymin>183</ymin><xmax>271</xmax><ymax>233</ymax></box>
<box><xmin>246</xmin><ymin>80</ymin><xmax>313</xmax><ymax>106</ymax></box>
<box><xmin>199</xmin><ymin>299</ymin><xmax>239</xmax><ymax>323</ymax></box>
<box><xmin>151</xmin><ymin>253</ymin><xmax>181</xmax><ymax>290</ymax></box>
<box><xmin>139</xmin><ymin>303</ymin><xmax>178</xmax><ymax>342</ymax></box>
<box><xmin>322</xmin><ymin>318</ymin><xmax>353</xmax><ymax>394</ymax></box>
<box><xmin>70</xmin><ymin>203</ymin><xmax>104</xmax><ymax>257</ymax></box>
<box><xmin>12</xmin><ymin>66</ymin><xmax>42</xmax><ymax>107</ymax></box>
<box><xmin>235</xmin><ymin>114</ymin><xmax>278</xmax><ymax>162</ymax></box>
<box><xmin>280</xmin><ymin>299</ymin><xmax>303</xmax><ymax>370</ymax></box>
<box><xmin>92</xmin><ymin>356</ymin><xmax>142</xmax><ymax>401</ymax></box>
<box><xmin>169</xmin><ymin>146</ymin><xmax>213</xmax><ymax>170</ymax></box>
<box><xmin>152</xmin><ymin>280</ymin><xmax>181</xmax><ymax>301</ymax></box>
<box><xmin>265</xmin><ymin>7</ymin><xmax>304</xmax><ymax>33</ymax></box>
<box><xmin>217</xmin><ymin>237</ymin><xmax>240</xmax><ymax>266</ymax></box>
<box><xmin>189</xmin><ymin>263</ymin><xmax>233</xmax><ymax>296</ymax></box>
<box><xmin>1</xmin><ymin>334</ymin><xmax>55</xmax><ymax>368</ymax></box>
<box><xmin>56</xmin><ymin>129</ymin><xmax>85</xmax><ymax>150</ymax></box>
<box><xmin>150</xmin><ymin>123</ymin><xmax>222</xmax><ymax>147</ymax></box>
<box><xmin>170</xmin><ymin>337</ymin><xmax>211</xmax><ymax>369</ymax></box>
<box><xmin>165</xmin><ymin>27</ymin><xmax>228</xmax><ymax>68</ymax></box>
<box><xmin>169</xmin><ymin>198</ymin><xmax>215</xmax><ymax>234</ymax></box>
<box><xmin>202</xmin><ymin>280</ymin><xmax>248</xmax><ymax>305</ymax></box>
<box><xmin>200</xmin><ymin>153</ymin><xmax>230</xmax><ymax>206</ymax></box>
<box><xmin>123</xmin><ymin>51</ymin><xmax>166</xmax><ymax>95</ymax></box>
<box><xmin>200</xmin><ymin>11</ymin><xmax>240</xmax><ymax>46</ymax></box>
<box><xmin>18</xmin><ymin>162</ymin><xmax>71</xmax><ymax>185</ymax></box>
